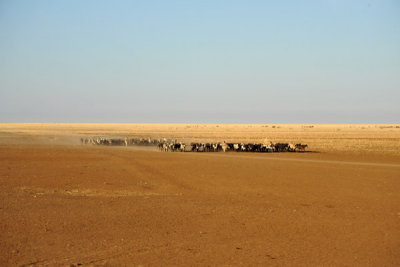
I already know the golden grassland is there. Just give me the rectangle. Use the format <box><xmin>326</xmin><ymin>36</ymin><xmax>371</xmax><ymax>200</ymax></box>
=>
<box><xmin>1</xmin><ymin>123</ymin><xmax>400</xmax><ymax>153</ymax></box>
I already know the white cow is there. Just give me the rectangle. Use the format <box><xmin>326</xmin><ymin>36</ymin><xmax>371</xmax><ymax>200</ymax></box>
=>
<box><xmin>288</xmin><ymin>143</ymin><xmax>296</xmax><ymax>152</ymax></box>
<box><xmin>221</xmin><ymin>142</ymin><xmax>229</xmax><ymax>152</ymax></box>
<box><xmin>233</xmin><ymin>143</ymin><xmax>240</xmax><ymax>151</ymax></box>
<box><xmin>212</xmin><ymin>143</ymin><xmax>219</xmax><ymax>152</ymax></box>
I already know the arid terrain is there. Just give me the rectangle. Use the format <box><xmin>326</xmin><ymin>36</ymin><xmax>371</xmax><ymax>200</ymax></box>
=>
<box><xmin>1</xmin><ymin>123</ymin><xmax>400</xmax><ymax>153</ymax></box>
<box><xmin>1</xmin><ymin>124</ymin><xmax>400</xmax><ymax>266</ymax></box>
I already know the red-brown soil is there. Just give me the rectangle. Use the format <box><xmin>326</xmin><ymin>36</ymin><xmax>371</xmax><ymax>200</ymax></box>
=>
<box><xmin>1</xmin><ymin>144</ymin><xmax>399</xmax><ymax>266</ymax></box>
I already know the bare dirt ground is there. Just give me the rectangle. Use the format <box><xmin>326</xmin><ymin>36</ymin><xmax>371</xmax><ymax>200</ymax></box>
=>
<box><xmin>1</xmin><ymin>124</ymin><xmax>400</xmax><ymax>266</ymax></box>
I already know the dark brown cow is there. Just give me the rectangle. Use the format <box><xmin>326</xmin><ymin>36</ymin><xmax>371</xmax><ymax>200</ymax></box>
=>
<box><xmin>295</xmin><ymin>144</ymin><xmax>308</xmax><ymax>152</ymax></box>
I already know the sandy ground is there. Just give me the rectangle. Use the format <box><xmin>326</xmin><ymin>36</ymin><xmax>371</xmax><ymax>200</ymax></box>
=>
<box><xmin>1</xmin><ymin>124</ymin><xmax>400</xmax><ymax>266</ymax></box>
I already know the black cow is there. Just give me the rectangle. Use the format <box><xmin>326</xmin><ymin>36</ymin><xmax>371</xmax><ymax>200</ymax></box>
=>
<box><xmin>274</xmin><ymin>143</ymin><xmax>289</xmax><ymax>152</ymax></box>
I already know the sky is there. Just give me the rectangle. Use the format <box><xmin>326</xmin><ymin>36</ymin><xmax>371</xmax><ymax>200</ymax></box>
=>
<box><xmin>0</xmin><ymin>0</ymin><xmax>399</xmax><ymax>123</ymax></box>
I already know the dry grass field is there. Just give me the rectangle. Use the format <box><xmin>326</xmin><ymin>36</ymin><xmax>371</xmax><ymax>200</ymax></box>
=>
<box><xmin>1</xmin><ymin>123</ymin><xmax>400</xmax><ymax>153</ymax></box>
<box><xmin>1</xmin><ymin>123</ymin><xmax>400</xmax><ymax>266</ymax></box>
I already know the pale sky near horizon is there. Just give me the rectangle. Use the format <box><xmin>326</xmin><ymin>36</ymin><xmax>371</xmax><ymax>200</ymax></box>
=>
<box><xmin>0</xmin><ymin>0</ymin><xmax>399</xmax><ymax>123</ymax></box>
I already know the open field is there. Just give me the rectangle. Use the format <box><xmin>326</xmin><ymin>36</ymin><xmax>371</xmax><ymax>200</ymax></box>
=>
<box><xmin>1</xmin><ymin>123</ymin><xmax>400</xmax><ymax>153</ymax></box>
<box><xmin>1</xmin><ymin>124</ymin><xmax>400</xmax><ymax>266</ymax></box>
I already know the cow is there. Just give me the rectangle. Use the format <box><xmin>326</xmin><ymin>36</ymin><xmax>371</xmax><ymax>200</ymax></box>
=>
<box><xmin>191</xmin><ymin>143</ymin><xmax>198</xmax><ymax>152</ymax></box>
<box><xmin>267</xmin><ymin>143</ymin><xmax>275</xmax><ymax>152</ymax></box>
<box><xmin>212</xmin><ymin>143</ymin><xmax>220</xmax><ymax>152</ymax></box>
<box><xmin>261</xmin><ymin>142</ymin><xmax>274</xmax><ymax>152</ymax></box>
<box><xmin>253</xmin><ymin>143</ymin><xmax>262</xmax><ymax>152</ymax></box>
<box><xmin>288</xmin><ymin>143</ymin><xmax>296</xmax><ymax>152</ymax></box>
<box><xmin>205</xmin><ymin>143</ymin><xmax>212</xmax><ymax>152</ymax></box>
<box><xmin>246</xmin><ymin>143</ymin><xmax>254</xmax><ymax>152</ymax></box>
<box><xmin>198</xmin><ymin>143</ymin><xmax>206</xmax><ymax>152</ymax></box>
<box><xmin>240</xmin><ymin>143</ymin><xmax>247</xmax><ymax>151</ymax></box>
<box><xmin>233</xmin><ymin>143</ymin><xmax>240</xmax><ymax>151</ymax></box>
<box><xmin>220</xmin><ymin>142</ymin><xmax>229</xmax><ymax>152</ymax></box>
<box><xmin>295</xmin><ymin>144</ymin><xmax>308</xmax><ymax>152</ymax></box>
<box><xmin>275</xmin><ymin>143</ymin><xmax>289</xmax><ymax>152</ymax></box>
<box><xmin>179</xmin><ymin>143</ymin><xmax>186</xmax><ymax>152</ymax></box>
<box><xmin>172</xmin><ymin>143</ymin><xmax>179</xmax><ymax>152</ymax></box>
<box><xmin>168</xmin><ymin>142</ymin><xmax>175</xmax><ymax>152</ymax></box>
<box><xmin>162</xmin><ymin>143</ymin><xmax>169</xmax><ymax>152</ymax></box>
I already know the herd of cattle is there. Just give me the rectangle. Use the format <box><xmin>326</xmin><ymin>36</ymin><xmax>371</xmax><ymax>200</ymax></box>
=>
<box><xmin>81</xmin><ymin>137</ymin><xmax>158</xmax><ymax>146</ymax></box>
<box><xmin>158</xmin><ymin>141</ymin><xmax>308</xmax><ymax>152</ymax></box>
<box><xmin>81</xmin><ymin>137</ymin><xmax>308</xmax><ymax>152</ymax></box>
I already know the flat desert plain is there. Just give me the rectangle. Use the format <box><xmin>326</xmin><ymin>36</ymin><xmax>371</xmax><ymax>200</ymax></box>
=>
<box><xmin>1</xmin><ymin>124</ymin><xmax>400</xmax><ymax>266</ymax></box>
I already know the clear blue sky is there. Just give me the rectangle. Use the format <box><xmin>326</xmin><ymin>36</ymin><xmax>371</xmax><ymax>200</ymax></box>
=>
<box><xmin>0</xmin><ymin>0</ymin><xmax>399</xmax><ymax>123</ymax></box>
